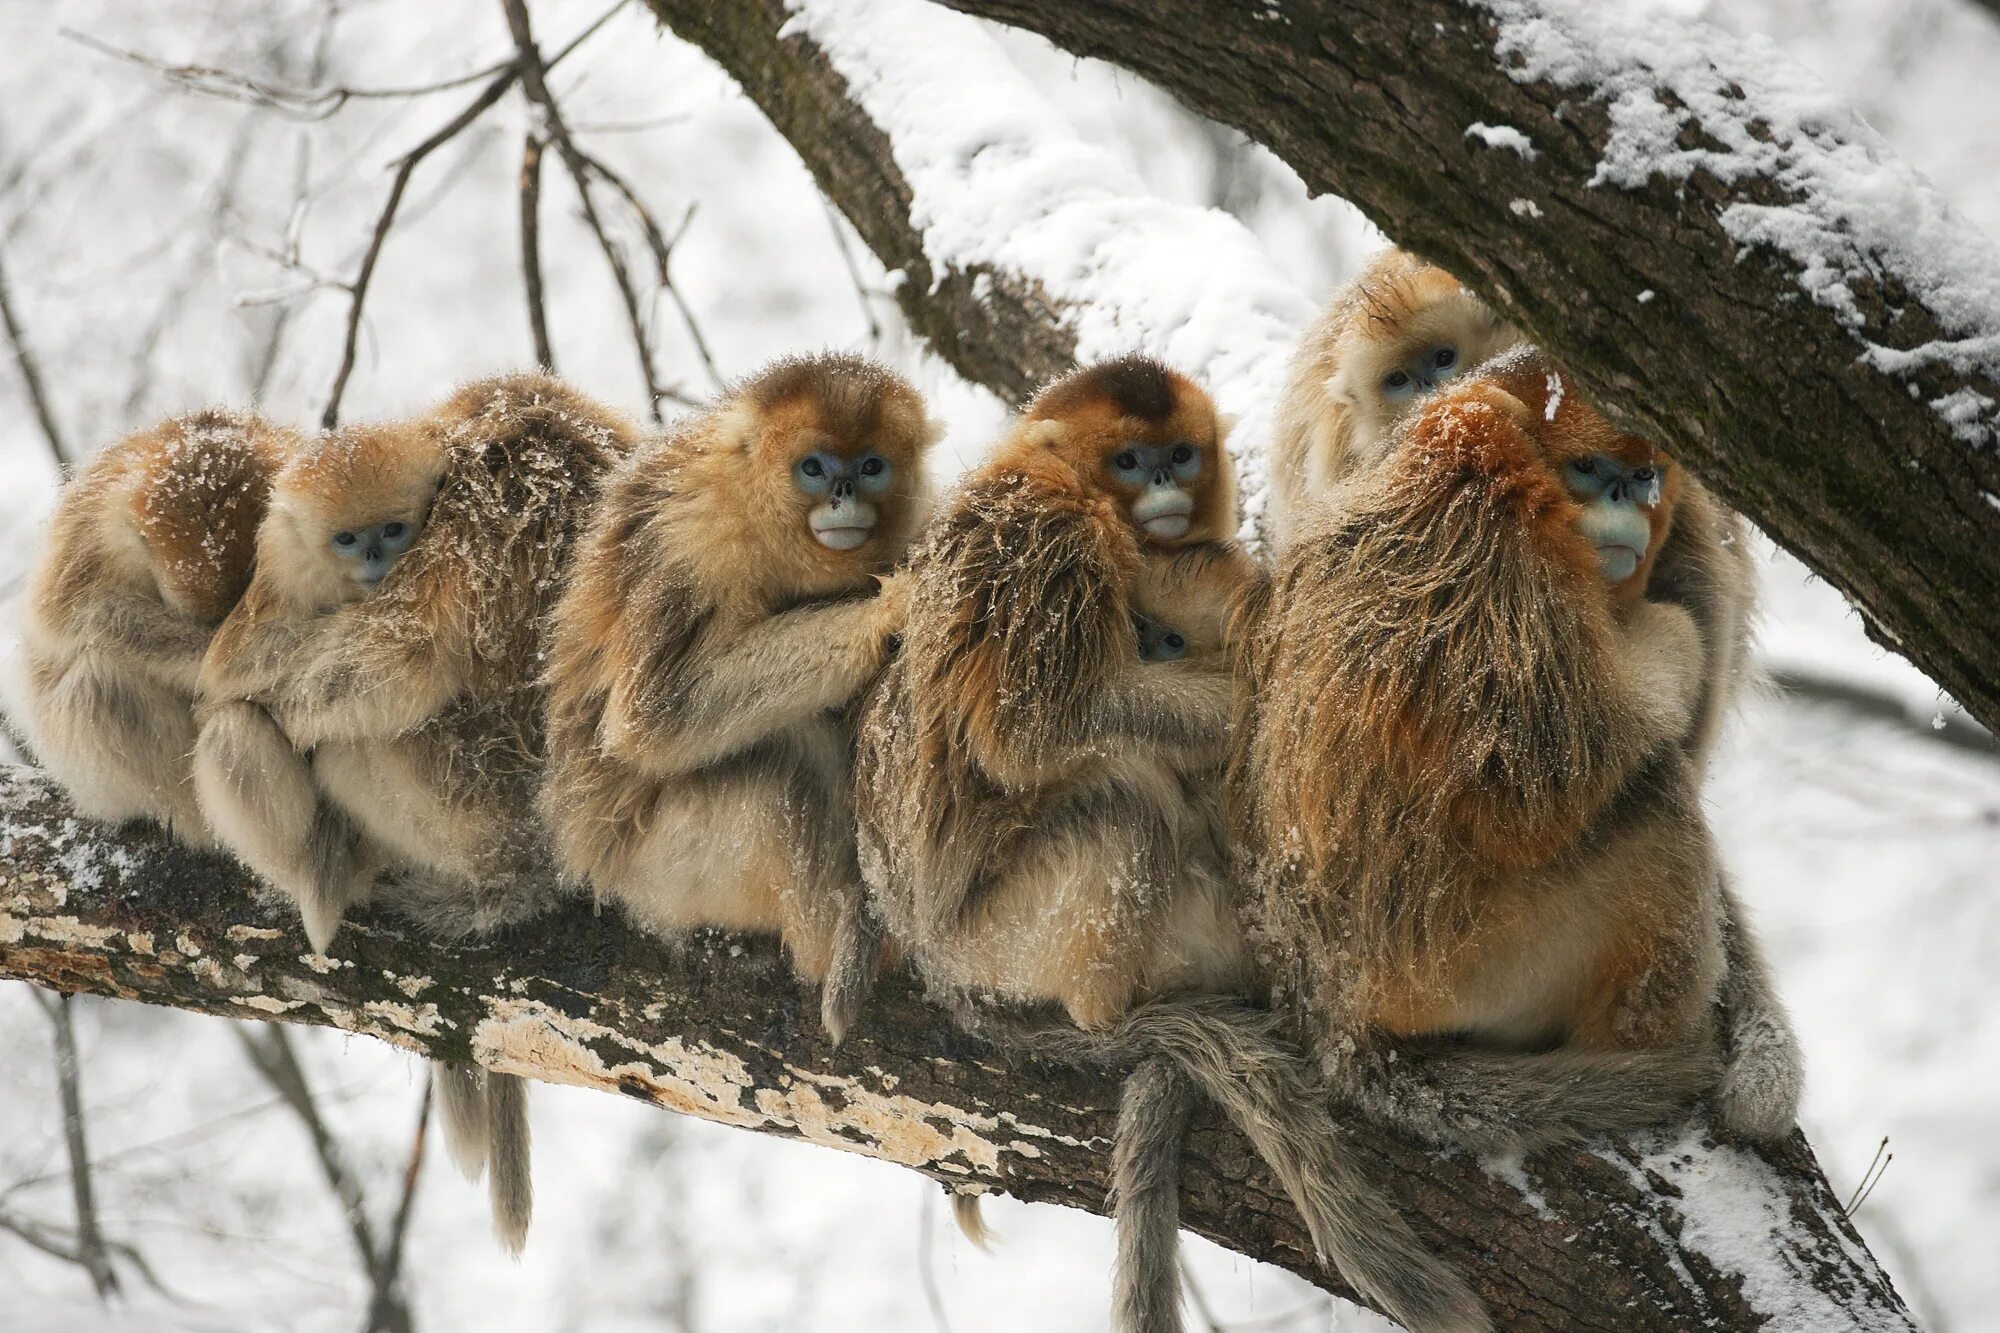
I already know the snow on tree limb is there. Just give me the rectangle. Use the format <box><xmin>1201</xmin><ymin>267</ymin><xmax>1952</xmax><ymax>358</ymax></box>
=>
<box><xmin>921</xmin><ymin>0</ymin><xmax>2000</xmax><ymax>735</ymax></box>
<box><xmin>644</xmin><ymin>0</ymin><xmax>1316</xmax><ymax>533</ymax></box>
<box><xmin>0</xmin><ymin>767</ymin><xmax>1919</xmax><ymax>1330</ymax></box>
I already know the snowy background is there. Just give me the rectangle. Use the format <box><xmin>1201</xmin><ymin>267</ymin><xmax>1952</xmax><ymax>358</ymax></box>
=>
<box><xmin>0</xmin><ymin>1</ymin><xmax>1995</xmax><ymax>1329</ymax></box>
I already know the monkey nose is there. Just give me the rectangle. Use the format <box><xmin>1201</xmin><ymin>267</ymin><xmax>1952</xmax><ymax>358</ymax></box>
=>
<box><xmin>365</xmin><ymin>544</ymin><xmax>383</xmax><ymax>561</ymax></box>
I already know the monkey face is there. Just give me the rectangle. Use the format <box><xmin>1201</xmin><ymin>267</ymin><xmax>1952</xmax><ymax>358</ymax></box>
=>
<box><xmin>1329</xmin><ymin>261</ymin><xmax>1523</xmax><ymax>476</ymax></box>
<box><xmin>1562</xmin><ymin>452</ymin><xmax>1665</xmax><ymax>585</ymax></box>
<box><xmin>1021</xmin><ymin>356</ymin><xmax>1237</xmax><ymax>548</ymax></box>
<box><xmin>1107</xmin><ymin>439</ymin><xmax>1206</xmax><ymax>542</ymax></box>
<box><xmin>266</xmin><ymin>424</ymin><xmax>443</xmax><ymax>605</ymax></box>
<box><xmin>327</xmin><ymin>515</ymin><xmax>424</xmax><ymax>588</ymax></box>
<box><xmin>792</xmin><ymin>447</ymin><xmax>897</xmax><ymax>551</ymax></box>
<box><xmin>1135</xmin><ymin>614</ymin><xmax>1189</xmax><ymax>662</ymax></box>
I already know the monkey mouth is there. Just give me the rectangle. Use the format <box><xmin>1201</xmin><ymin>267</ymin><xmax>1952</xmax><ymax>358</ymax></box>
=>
<box><xmin>812</xmin><ymin>525</ymin><xmax>873</xmax><ymax>551</ymax></box>
<box><xmin>1140</xmin><ymin>514</ymin><xmax>1192</xmax><ymax>541</ymax></box>
<box><xmin>1595</xmin><ymin>543</ymin><xmax>1643</xmax><ymax>583</ymax></box>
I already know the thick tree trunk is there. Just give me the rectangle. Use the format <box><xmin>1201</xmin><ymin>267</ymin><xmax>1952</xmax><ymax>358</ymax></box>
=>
<box><xmin>0</xmin><ymin>766</ymin><xmax>1914</xmax><ymax>1330</ymax></box>
<box><xmin>651</xmin><ymin>0</ymin><xmax>2000</xmax><ymax>734</ymax></box>
<box><xmin>925</xmin><ymin>0</ymin><xmax>2000</xmax><ymax>734</ymax></box>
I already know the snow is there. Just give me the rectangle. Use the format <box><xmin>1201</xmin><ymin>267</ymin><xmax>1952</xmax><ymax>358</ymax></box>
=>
<box><xmin>1465</xmin><ymin>121</ymin><xmax>1540</xmax><ymax>159</ymax></box>
<box><xmin>0</xmin><ymin>0</ymin><xmax>1994</xmax><ymax>1328</ymax></box>
<box><xmin>782</xmin><ymin>0</ymin><xmax>1320</xmax><ymax>537</ymax></box>
<box><xmin>1485</xmin><ymin>0</ymin><xmax>2000</xmax><ymax>447</ymax></box>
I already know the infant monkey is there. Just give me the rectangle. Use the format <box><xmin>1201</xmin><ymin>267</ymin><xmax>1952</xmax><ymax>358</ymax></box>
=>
<box><xmin>195</xmin><ymin>374</ymin><xmax>638</xmax><ymax>1253</ymax></box>
<box><xmin>855</xmin><ymin>357</ymin><xmax>1486</xmax><ymax>1333</ymax></box>
<box><xmin>1238</xmin><ymin>348</ymin><xmax>1801</xmax><ymax>1155</ymax></box>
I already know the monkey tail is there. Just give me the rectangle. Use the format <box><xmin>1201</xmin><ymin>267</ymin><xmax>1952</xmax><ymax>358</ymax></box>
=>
<box><xmin>432</xmin><ymin>1062</ymin><xmax>533</xmax><ymax>1256</ymax></box>
<box><xmin>1119</xmin><ymin>1000</ymin><xmax>1491</xmax><ymax>1333</ymax></box>
<box><xmin>950</xmin><ymin>1192</ymin><xmax>996</xmax><ymax>1250</ymax></box>
<box><xmin>1009</xmin><ymin>999</ymin><xmax>1489</xmax><ymax>1333</ymax></box>
<box><xmin>1349</xmin><ymin>1043</ymin><xmax>1719</xmax><ymax>1156</ymax></box>
<box><xmin>1110</xmin><ymin>1054</ymin><xmax>1192</xmax><ymax>1333</ymax></box>
<box><xmin>819</xmin><ymin>893</ymin><xmax>882</xmax><ymax>1046</ymax></box>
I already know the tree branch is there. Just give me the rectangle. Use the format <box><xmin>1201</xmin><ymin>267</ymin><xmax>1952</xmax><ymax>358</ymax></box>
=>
<box><xmin>0</xmin><ymin>240</ymin><xmax>70</xmax><ymax>471</ymax></box>
<box><xmin>33</xmin><ymin>990</ymin><xmax>117</xmax><ymax>1301</ymax></box>
<box><xmin>0</xmin><ymin>765</ymin><xmax>1914</xmax><ymax>1331</ymax></box>
<box><xmin>911</xmin><ymin>0</ymin><xmax>2000</xmax><ymax>736</ymax></box>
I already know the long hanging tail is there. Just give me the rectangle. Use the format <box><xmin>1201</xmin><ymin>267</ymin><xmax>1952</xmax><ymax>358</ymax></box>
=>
<box><xmin>1110</xmin><ymin>1054</ymin><xmax>1193</xmax><ymax>1333</ymax></box>
<box><xmin>1117</xmin><ymin>1000</ymin><xmax>1491</xmax><ymax>1333</ymax></box>
<box><xmin>432</xmin><ymin>1061</ymin><xmax>533</xmax><ymax>1255</ymax></box>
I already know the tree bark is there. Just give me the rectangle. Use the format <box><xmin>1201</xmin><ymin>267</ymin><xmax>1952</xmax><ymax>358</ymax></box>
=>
<box><xmin>908</xmin><ymin>0</ymin><xmax>2000</xmax><ymax>738</ymax></box>
<box><xmin>642</xmin><ymin>0</ymin><xmax>1075</xmax><ymax>405</ymax></box>
<box><xmin>0</xmin><ymin>766</ymin><xmax>1914</xmax><ymax>1330</ymax></box>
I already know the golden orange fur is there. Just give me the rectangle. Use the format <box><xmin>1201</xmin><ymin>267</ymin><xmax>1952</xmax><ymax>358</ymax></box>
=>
<box><xmin>538</xmin><ymin>353</ymin><xmax>935</xmax><ymax>1041</ymax></box>
<box><xmin>1234</xmin><ymin>351</ymin><xmax>1794</xmax><ymax>1150</ymax></box>
<box><xmin>855</xmin><ymin>356</ymin><xmax>1253</xmax><ymax>1030</ymax></box>
<box><xmin>17</xmin><ymin>411</ymin><xmax>295</xmax><ymax>842</ymax></box>
<box><xmin>1269</xmin><ymin>249</ymin><xmax>1524</xmax><ymax>545</ymax></box>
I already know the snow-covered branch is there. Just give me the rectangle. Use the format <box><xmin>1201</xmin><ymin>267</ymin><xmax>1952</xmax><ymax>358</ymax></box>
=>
<box><xmin>643</xmin><ymin>0</ymin><xmax>1315</xmax><ymax>530</ymax></box>
<box><xmin>0</xmin><ymin>766</ymin><xmax>1916</xmax><ymax>1331</ymax></box>
<box><xmin>911</xmin><ymin>0</ymin><xmax>2000</xmax><ymax>735</ymax></box>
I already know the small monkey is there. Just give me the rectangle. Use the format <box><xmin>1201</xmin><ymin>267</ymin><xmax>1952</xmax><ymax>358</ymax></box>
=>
<box><xmin>538</xmin><ymin>353</ymin><xmax>935</xmax><ymax>1043</ymax></box>
<box><xmin>1268</xmin><ymin>248</ymin><xmax>1524</xmax><ymax>545</ymax></box>
<box><xmin>855</xmin><ymin>358</ymin><xmax>1485</xmax><ymax>1333</ymax></box>
<box><xmin>1235</xmin><ymin>350</ymin><xmax>1800</xmax><ymax>1156</ymax></box>
<box><xmin>195</xmin><ymin>373</ymin><xmax>639</xmax><ymax>1253</ymax></box>
<box><xmin>15</xmin><ymin>412</ymin><xmax>295</xmax><ymax>843</ymax></box>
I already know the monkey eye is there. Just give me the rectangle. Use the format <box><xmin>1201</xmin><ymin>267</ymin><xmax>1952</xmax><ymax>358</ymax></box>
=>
<box><xmin>383</xmin><ymin>522</ymin><xmax>406</xmax><ymax>538</ymax></box>
<box><xmin>860</xmin><ymin>456</ymin><xmax>885</xmax><ymax>477</ymax></box>
<box><xmin>332</xmin><ymin>531</ymin><xmax>358</xmax><ymax>547</ymax></box>
<box><xmin>1113</xmin><ymin>450</ymin><xmax>1141</xmax><ymax>472</ymax></box>
<box><xmin>800</xmin><ymin>457</ymin><xmax>826</xmax><ymax>478</ymax></box>
<box><xmin>1382</xmin><ymin>370</ymin><xmax>1411</xmax><ymax>391</ymax></box>
<box><xmin>1169</xmin><ymin>444</ymin><xmax>1195</xmax><ymax>466</ymax></box>
<box><xmin>1629</xmin><ymin>467</ymin><xmax>1656</xmax><ymax>484</ymax></box>
<box><xmin>1434</xmin><ymin>347</ymin><xmax>1457</xmax><ymax>369</ymax></box>
<box><xmin>1165</xmin><ymin>633</ymin><xmax>1186</xmax><ymax>650</ymax></box>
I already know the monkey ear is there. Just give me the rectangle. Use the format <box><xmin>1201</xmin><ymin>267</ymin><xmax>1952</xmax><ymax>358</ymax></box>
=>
<box><xmin>710</xmin><ymin>402</ymin><xmax>761</xmax><ymax>455</ymax></box>
<box><xmin>923</xmin><ymin>416</ymin><xmax>948</xmax><ymax>449</ymax></box>
<box><xmin>1215</xmin><ymin>413</ymin><xmax>1239</xmax><ymax>445</ymax></box>
<box><xmin>1020</xmin><ymin>420</ymin><xmax>1067</xmax><ymax>452</ymax></box>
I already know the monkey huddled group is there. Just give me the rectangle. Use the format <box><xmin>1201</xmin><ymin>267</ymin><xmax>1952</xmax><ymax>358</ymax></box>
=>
<box><xmin>11</xmin><ymin>248</ymin><xmax>1802</xmax><ymax>1333</ymax></box>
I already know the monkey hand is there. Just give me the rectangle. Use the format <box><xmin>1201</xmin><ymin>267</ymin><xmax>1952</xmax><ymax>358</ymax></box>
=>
<box><xmin>872</xmin><ymin>570</ymin><xmax>912</xmax><ymax>657</ymax></box>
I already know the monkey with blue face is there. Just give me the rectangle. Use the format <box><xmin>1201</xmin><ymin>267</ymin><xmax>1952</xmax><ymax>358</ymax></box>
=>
<box><xmin>538</xmin><ymin>353</ymin><xmax>937</xmax><ymax>1044</ymax></box>
<box><xmin>193</xmin><ymin>375</ymin><xmax>637</xmax><ymax>1256</ymax></box>
<box><xmin>1268</xmin><ymin>248</ymin><xmax>1525</xmax><ymax>546</ymax></box>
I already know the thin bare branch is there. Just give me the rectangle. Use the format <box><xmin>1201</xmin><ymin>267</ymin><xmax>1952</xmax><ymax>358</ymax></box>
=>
<box><xmin>916</xmin><ymin>1187</ymin><xmax>957</xmax><ymax>1333</ymax></box>
<box><xmin>63</xmin><ymin>27</ymin><xmax>516</xmax><ymax>123</ymax></box>
<box><xmin>34</xmin><ymin>991</ymin><xmax>116</xmax><ymax>1300</ymax></box>
<box><xmin>1771</xmin><ymin>668</ymin><xmax>1994</xmax><ymax>756</ymax></box>
<box><xmin>234</xmin><ymin>1024</ymin><xmax>411</xmax><ymax>1333</ymax></box>
<box><xmin>519</xmin><ymin>134</ymin><xmax>555</xmax><ymax>370</ymax></box>
<box><xmin>0</xmin><ymin>242</ymin><xmax>70</xmax><ymax>471</ymax></box>
<box><xmin>820</xmin><ymin>198</ymin><xmax>884</xmax><ymax>351</ymax></box>
<box><xmin>361</xmin><ymin>1080</ymin><xmax>432</xmax><ymax>1333</ymax></box>
<box><xmin>320</xmin><ymin>0</ymin><xmax>624</xmax><ymax>428</ymax></box>
<box><xmin>572</xmin><ymin>146</ymin><xmax>723</xmax><ymax>390</ymax></box>
<box><xmin>503</xmin><ymin>0</ymin><xmax>671</xmax><ymax>423</ymax></box>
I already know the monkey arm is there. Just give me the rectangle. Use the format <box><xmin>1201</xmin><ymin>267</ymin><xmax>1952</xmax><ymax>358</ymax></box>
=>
<box><xmin>273</xmin><ymin>616</ymin><xmax>467</xmax><ymax>747</ymax></box>
<box><xmin>57</xmin><ymin>589</ymin><xmax>216</xmax><ymax>692</ymax></box>
<box><xmin>1711</xmin><ymin>874</ymin><xmax>1804</xmax><ymax>1141</ymax></box>
<box><xmin>599</xmin><ymin>595</ymin><xmax>895</xmax><ymax>778</ymax></box>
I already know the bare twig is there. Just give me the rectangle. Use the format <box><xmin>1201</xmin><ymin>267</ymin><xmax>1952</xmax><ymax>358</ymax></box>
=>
<box><xmin>32</xmin><ymin>991</ymin><xmax>116</xmax><ymax>1300</ymax></box>
<box><xmin>361</xmin><ymin>1078</ymin><xmax>432</xmax><ymax>1333</ymax></box>
<box><xmin>916</xmin><ymin>1187</ymin><xmax>957</xmax><ymax>1333</ymax></box>
<box><xmin>321</xmin><ymin>0</ymin><xmax>623</xmax><ymax>428</ymax></box>
<box><xmin>64</xmin><ymin>28</ymin><xmax>516</xmax><ymax>123</ymax></box>
<box><xmin>1181</xmin><ymin>1259</ymin><xmax>1227</xmax><ymax>1333</ymax></box>
<box><xmin>821</xmin><ymin>198</ymin><xmax>884</xmax><ymax>350</ymax></box>
<box><xmin>234</xmin><ymin>1024</ymin><xmax>411</xmax><ymax>1333</ymax></box>
<box><xmin>0</xmin><ymin>1208</ymin><xmax>185</xmax><ymax>1304</ymax></box>
<box><xmin>0</xmin><ymin>242</ymin><xmax>70</xmax><ymax>471</ymax></box>
<box><xmin>502</xmin><ymin>0</ymin><xmax>672</xmax><ymax>423</ymax></box>
<box><xmin>519</xmin><ymin>133</ymin><xmax>555</xmax><ymax>370</ymax></box>
<box><xmin>572</xmin><ymin>147</ymin><xmax>723</xmax><ymax>390</ymax></box>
